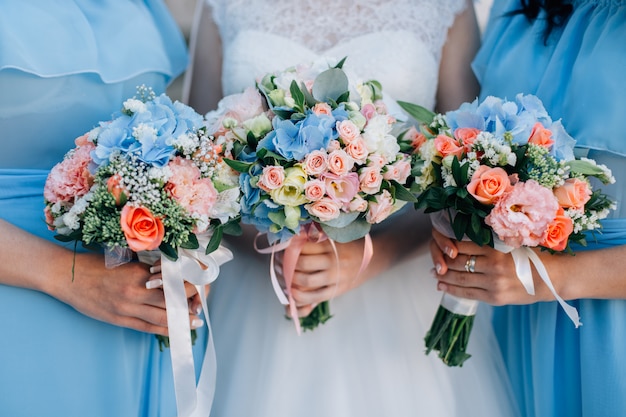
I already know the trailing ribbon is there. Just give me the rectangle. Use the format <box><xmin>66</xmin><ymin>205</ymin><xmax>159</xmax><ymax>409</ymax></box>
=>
<box><xmin>255</xmin><ymin>223</ymin><xmax>374</xmax><ymax>334</ymax></box>
<box><xmin>144</xmin><ymin>237</ymin><xmax>233</xmax><ymax>417</ymax></box>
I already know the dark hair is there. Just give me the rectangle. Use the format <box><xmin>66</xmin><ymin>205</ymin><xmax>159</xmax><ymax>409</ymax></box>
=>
<box><xmin>510</xmin><ymin>0</ymin><xmax>574</xmax><ymax>42</ymax></box>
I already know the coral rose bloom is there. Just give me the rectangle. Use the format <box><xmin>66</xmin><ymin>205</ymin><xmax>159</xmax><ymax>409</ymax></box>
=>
<box><xmin>434</xmin><ymin>134</ymin><xmax>464</xmax><ymax>159</ymax></box>
<box><xmin>528</xmin><ymin>122</ymin><xmax>554</xmax><ymax>148</ymax></box>
<box><xmin>120</xmin><ymin>205</ymin><xmax>165</xmax><ymax>251</ymax></box>
<box><xmin>553</xmin><ymin>178</ymin><xmax>591</xmax><ymax>211</ymax></box>
<box><xmin>541</xmin><ymin>207</ymin><xmax>573</xmax><ymax>251</ymax></box>
<box><xmin>467</xmin><ymin>166</ymin><xmax>512</xmax><ymax>205</ymax></box>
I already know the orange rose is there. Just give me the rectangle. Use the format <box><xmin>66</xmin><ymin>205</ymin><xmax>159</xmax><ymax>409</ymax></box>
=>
<box><xmin>434</xmin><ymin>134</ymin><xmax>464</xmax><ymax>159</ymax></box>
<box><xmin>467</xmin><ymin>165</ymin><xmax>512</xmax><ymax>205</ymax></box>
<box><xmin>107</xmin><ymin>174</ymin><xmax>128</xmax><ymax>206</ymax></box>
<box><xmin>528</xmin><ymin>122</ymin><xmax>554</xmax><ymax>148</ymax></box>
<box><xmin>454</xmin><ymin>127</ymin><xmax>480</xmax><ymax>151</ymax></box>
<box><xmin>120</xmin><ymin>205</ymin><xmax>165</xmax><ymax>252</ymax></box>
<box><xmin>553</xmin><ymin>178</ymin><xmax>591</xmax><ymax>211</ymax></box>
<box><xmin>541</xmin><ymin>207</ymin><xmax>573</xmax><ymax>251</ymax></box>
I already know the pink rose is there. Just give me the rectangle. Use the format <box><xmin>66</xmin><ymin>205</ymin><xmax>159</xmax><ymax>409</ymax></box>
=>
<box><xmin>541</xmin><ymin>207</ymin><xmax>574</xmax><ymax>251</ymax></box>
<box><xmin>327</xmin><ymin>140</ymin><xmax>341</xmax><ymax>151</ymax></box>
<box><xmin>304</xmin><ymin>179</ymin><xmax>326</xmax><ymax>201</ymax></box>
<box><xmin>348</xmin><ymin>195</ymin><xmax>368</xmax><ymax>212</ymax></box>
<box><xmin>322</xmin><ymin>172</ymin><xmax>360</xmax><ymax>206</ymax></box>
<box><xmin>383</xmin><ymin>158</ymin><xmax>411</xmax><ymax>184</ymax></box>
<box><xmin>44</xmin><ymin>143</ymin><xmax>95</xmax><ymax>204</ymax></box>
<box><xmin>359</xmin><ymin>166</ymin><xmax>383</xmax><ymax>195</ymax></box>
<box><xmin>303</xmin><ymin>150</ymin><xmax>328</xmax><ymax>176</ymax></box>
<box><xmin>454</xmin><ymin>127</ymin><xmax>480</xmax><ymax>152</ymax></box>
<box><xmin>528</xmin><ymin>122</ymin><xmax>554</xmax><ymax>148</ymax></box>
<box><xmin>327</xmin><ymin>149</ymin><xmax>354</xmax><ymax>176</ymax></box>
<box><xmin>467</xmin><ymin>166</ymin><xmax>513</xmax><ymax>205</ymax></box>
<box><xmin>336</xmin><ymin>120</ymin><xmax>360</xmax><ymax>143</ymax></box>
<box><xmin>404</xmin><ymin>126</ymin><xmax>427</xmax><ymax>153</ymax></box>
<box><xmin>367</xmin><ymin>154</ymin><xmax>387</xmax><ymax>169</ymax></box>
<box><xmin>345</xmin><ymin>137</ymin><xmax>368</xmax><ymax>164</ymax></box>
<box><xmin>361</xmin><ymin>103</ymin><xmax>377</xmax><ymax>120</ymax></box>
<box><xmin>313</xmin><ymin>102</ymin><xmax>333</xmax><ymax>116</ymax></box>
<box><xmin>258</xmin><ymin>165</ymin><xmax>285</xmax><ymax>191</ymax></box>
<box><xmin>485</xmin><ymin>180</ymin><xmax>560</xmax><ymax>248</ymax></box>
<box><xmin>374</xmin><ymin>100</ymin><xmax>389</xmax><ymax>116</ymax></box>
<box><xmin>366</xmin><ymin>190</ymin><xmax>394</xmax><ymax>224</ymax></box>
<box><xmin>305</xmin><ymin>197</ymin><xmax>341</xmax><ymax>222</ymax></box>
<box><xmin>120</xmin><ymin>205</ymin><xmax>165</xmax><ymax>252</ymax></box>
<box><xmin>434</xmin><ymin>134</ymin><xmax>464</xmax><ymax>159</ymax></box>
<box><xmin>553</xmin><ymin>178</ymin><xmax>591</xmax><ymax>211</ymax></box>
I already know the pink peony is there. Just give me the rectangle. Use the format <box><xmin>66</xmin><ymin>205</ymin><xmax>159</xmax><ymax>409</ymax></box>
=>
<box><xmin>485</xmin><ymin>180</ymin><xmax>560</xmax><ymax>248</ymax></box>
<box><xmin>44</xmin><ymin>143</ymin><xmax>95</xmax><ymax>204</ymax></box>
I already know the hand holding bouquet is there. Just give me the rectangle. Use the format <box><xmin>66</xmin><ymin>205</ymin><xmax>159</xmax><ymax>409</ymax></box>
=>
<box><xmin>399</xmin><ymin>94</ymin><xmax>615</xmax><ymax>366</ymax></box>
<box><xmin>43</xmin><ymin>86</ymin><xmax>241</xmax><ymax>417</ymax></box>
<box><xmin>208</xmin><ymin>58</ymin><xmax>416</xmax><ymax>332</ymax></box>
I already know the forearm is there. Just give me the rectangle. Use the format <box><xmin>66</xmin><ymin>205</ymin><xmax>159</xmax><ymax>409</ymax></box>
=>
<box><xmin>0</xmin><ymin>219</ymin><xmax>74</xmax><ymax>295</ymax></box>
<box><xmin>541</xmin><ymin>245</ymin><xmax>626</xmax><ymax>301</ymax></box>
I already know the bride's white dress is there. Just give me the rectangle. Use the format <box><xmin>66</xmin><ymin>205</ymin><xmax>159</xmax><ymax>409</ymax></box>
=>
<box><xmin>193</xmin><ymin>1</ymin><xmax>521</xmax><ymax>416</ymax></box>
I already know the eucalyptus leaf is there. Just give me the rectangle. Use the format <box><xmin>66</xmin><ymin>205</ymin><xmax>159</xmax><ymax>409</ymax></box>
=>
<box><xmin>320</xmin><ymin>219</ymin><xmax>371</xmax><ymax>243</ymax></box>
<box><xmin>319</xmin><ymin>211</ymin><xmax>359</xmax><ymax>228</ymax></box>
<box><xmin>312</xmin><ymin>68</ymin><xmax>349</xmax><ymax>103</ymax></box>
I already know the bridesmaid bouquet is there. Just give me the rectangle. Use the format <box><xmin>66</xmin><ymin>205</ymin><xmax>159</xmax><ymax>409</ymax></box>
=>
<box><xmin>44</xmin><ymin>85</ymin><xmax>241</xmax><ymax>343</ymax></box>
<box><xmin>399</xmin><ymin>94</ymin><xmax>615</xmax><ymax>366</ymax></box>
<box><xmin>207</xmin><ymin>58</ymin><xmax>416</xmax><ymax>332</ymax></box>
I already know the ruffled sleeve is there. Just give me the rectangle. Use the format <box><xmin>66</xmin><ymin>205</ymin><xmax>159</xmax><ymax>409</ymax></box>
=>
<box><xmin>0</xmin><ymin>0</ymin><xmax>187</xmax><ymax>83</ymax></box>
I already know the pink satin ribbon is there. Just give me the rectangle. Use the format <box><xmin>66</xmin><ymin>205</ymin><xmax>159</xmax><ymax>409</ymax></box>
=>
<box><xmin>255</xmin><ymin>223</ymin><xmax>374</xmax><ymax>334</ymax></box>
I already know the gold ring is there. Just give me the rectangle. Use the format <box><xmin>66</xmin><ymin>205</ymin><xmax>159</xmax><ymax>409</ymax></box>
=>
<box><xmin>464</xmin><ymin>255</ymin><xmax>477</xmax><ymax>273</ymax></box>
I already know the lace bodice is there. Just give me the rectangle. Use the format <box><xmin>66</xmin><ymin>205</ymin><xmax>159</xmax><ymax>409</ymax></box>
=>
<box><xmin>205</xmin><ymin>0</ymin><xmax>466</xmax><ymax>110</ymax></box>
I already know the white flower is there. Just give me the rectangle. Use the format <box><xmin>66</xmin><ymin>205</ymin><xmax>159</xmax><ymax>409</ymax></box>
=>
<box><xmin>123</xmin><ymin>98</ymin><xmax>147</xmax><ymax>114</ymax></box>
<box><xmin>172</xmin><ymin>132</ymin><xmax>199</xmax><ymax>154</ymax></box>
<box><xmin>209</xmin><ymin>188</ymin><xmax>241</xmax><ymax>223</ymax></box>
<box><xmin>362</xmin><ymin>114</ymin><xmax>399</xmax><ymax>160</ymax></box>
<box><xmin>132</xmin><ymin>123</ymin><xmax>158</xmax><ymax>143</ymax></box>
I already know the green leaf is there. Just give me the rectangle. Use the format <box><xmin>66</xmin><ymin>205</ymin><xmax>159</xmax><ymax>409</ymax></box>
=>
<box><xmin>452</xmin><ymin>212</ymin><xmax>469</xmax><ymax>241</ymax></box>
<box><xmin>289</xmin><ymin>80</ymin><xmax>306</xmax><ymax>112</ymax></box>
<box><xmin>205</xmin><ymin>226</ymin><xmax>223</xmax><ymax>254</ymax></box>
<box><xmin>246</xmin><ymin>130</ymin><xmax>258</xmax><ymax>150</ymax></box>
<box><xmin>224</xmin><ymin>158</ymin><xmax>253</xmax><ymax>173</ymax></box>
<box><xmin>390</xmin><ymin>180</ymin><xmax>418</xmax><ymax>202</ymax></box>
<box><xmin>272</xmin><ymin>108</ymin><xmax>294</xmax><ymax>119</ymax></box>
<box><xmin>222</xmin><ymin>218</ymin><xmax>243</xmax><ymax>236</ymax></box>
<box><xmin>301</xmin><ymin>82</ymin><xmax>318</xmax><ymax>108</ymax></box>
<box><xmin>159</xmin><ymin>241</ymin><xmax>178</xmax><ymax>261</ymax></box>
<box><xmin>180</xmin><ymin>233</ymin><xmax>199</xmax><ymax>250</ymax></box>
<box><xmin>397</xmin><ymin>100</ymin><xmax>435</xmax><ymax>125</ymax></box>
<box><xmin>312</xmin><ymin>68</ymin><xmax>349</xmax><ymax>103</ymax></box>
<box><xmin>334</xmin><ymin>56</ymin><xmax>347</xmax><ymax>69</ymax></box>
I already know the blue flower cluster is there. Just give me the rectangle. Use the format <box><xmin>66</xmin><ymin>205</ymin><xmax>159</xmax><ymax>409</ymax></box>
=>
<box><xmin>92</xmin><ymin>94</ymin><xmax>204</xmax><ymax>167</ymax></box>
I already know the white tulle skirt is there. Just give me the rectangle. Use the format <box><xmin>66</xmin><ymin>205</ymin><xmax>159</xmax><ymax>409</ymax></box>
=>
<box><xmin>208</xmin><ymin>242</ymin><xmax>521</xmax><ymax>417</ymax></box>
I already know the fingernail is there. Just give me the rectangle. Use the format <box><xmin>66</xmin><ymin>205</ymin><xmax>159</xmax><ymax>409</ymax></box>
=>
<box><xmin>194</xmin><ymin>304</ymin><xmax>202</xmax><ymax>315</ymax></box>
<box><xmin>437</xmin><ymin>282</ymin><xmax>448</xmax><ymax>292</ymax></box>
<box><xmin>145</xmin><ymin>279</ymin><xmax>163</xmax><ymax>289</ymax></box>
<box><xmin>191</xmin><ymin>318</ymin><xmax>204</xmax><ymax>328</ymax></box>
<box><xmin>445</xmin><ymin>247</ymin><xmax>454</xmax><ymax>258</ymax></box>
<box><xmin>149</xmin><ymin>265</ymin><xmax>162</xmax><ymax>274</ymax></box>
<box><xmin>435</xmin><ymin>263</ymin><xmax>442</xmax><ymax>275</ymax></box>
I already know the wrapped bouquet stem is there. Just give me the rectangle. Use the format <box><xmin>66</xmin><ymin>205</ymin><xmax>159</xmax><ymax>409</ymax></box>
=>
<box><xmin>399</xmin><ymin>94</ymin><xmax>615</xmax><ymax>367</ymax></box>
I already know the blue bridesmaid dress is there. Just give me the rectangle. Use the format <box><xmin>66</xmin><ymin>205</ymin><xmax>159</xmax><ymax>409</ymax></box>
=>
<box><xmin>473</xmin><ymin>1</ymin><xmax>626</xmax><ymax>416</ymax></box>
<box><xmin>0</xmin><ymin>1</ymin><xmax>207</xmax><ymax>416</ymax></box>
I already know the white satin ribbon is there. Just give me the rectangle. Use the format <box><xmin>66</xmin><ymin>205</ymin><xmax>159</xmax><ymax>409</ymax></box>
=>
<box><xmin>441</xmin><ymin>293</ymin><xmax>479</xmax><ymax>316</ymax></box>
<box><xmin>495</xmin><ymin>241</ymin><xmax>582</xmax><ymax>328</ymax></box>
<box><xmin>158</xmin><ymin>238</ymin><xmax>233</xmax><ymax>417</ymax></box>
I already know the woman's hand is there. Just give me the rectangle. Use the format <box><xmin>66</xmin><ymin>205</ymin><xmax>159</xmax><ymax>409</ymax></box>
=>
<box><xmin>429</xmin><ymin>228</ymin><xmax>559</xmax><ymax>305</ymax></box>
<box><xmin>275</xmin><ymin>238</ymin><xmax>371</xmax><ymax>318</ymax></box>
<box><xmin>48</xmin><ymin>253</ymin><xmax>206</xmax><ymax>335</ymax></box>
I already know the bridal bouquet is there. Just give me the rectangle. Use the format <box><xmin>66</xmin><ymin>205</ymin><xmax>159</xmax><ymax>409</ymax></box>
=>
<box><xmin>208</xmin><ymin>58</ymin><xmax>416</xmax><ymax>332</ymax></box>
<box><xmin>399</xmin><ymin>94</ymin><xmax>615</xmax><ymax>366</ymax></box>
<box><xmin>44</xmin><ymin>85</ymin><xmax>241</xmax><ymax>340</ymax></box>
<box><xmin>43</xmin><ymin>86</ymin><xmax>241</xmax><ymax>417</ymax></box>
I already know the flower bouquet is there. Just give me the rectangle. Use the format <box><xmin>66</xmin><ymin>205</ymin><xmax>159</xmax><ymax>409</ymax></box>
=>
<box><xmin>43</xmin><ymin>86</ymin><xmax>241</xmax><ymax>416</ymax></box>
<box><xmin>208</xmin><ymin>58</ymin><xmax>416</xmax><ymax>332</ymax></box>
<box><xmin>398</xmin><ymin>94</ymin><xmax>615</xmax><ymax>366</ymax></box>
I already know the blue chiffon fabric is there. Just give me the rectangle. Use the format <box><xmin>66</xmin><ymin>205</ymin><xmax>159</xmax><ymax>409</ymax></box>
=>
<box><xmin>0</xmin><ymin>2</ymin><xmax>206</xmax><ymax>416</ymax></box>
<box><xmin>473</xmin><ymin>1</ymin><xmax>626</xmax><ymax>416</ymax></box>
